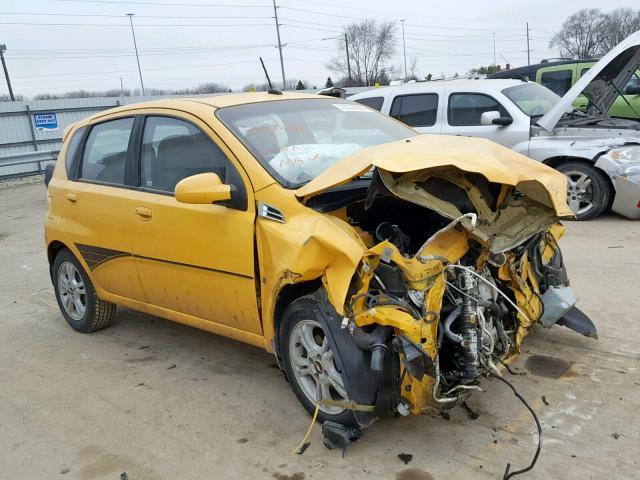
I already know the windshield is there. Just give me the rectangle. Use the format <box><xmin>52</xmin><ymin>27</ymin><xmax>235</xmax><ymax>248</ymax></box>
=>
<box><xmin>502</xmin><ymin>83</ymin><xmax>561</xmax><ymax>117</ymax></box>
<box><xmin>216</xmin><ymin>98</ymin><xmax>416</xmax><ymax>187</ymax></box>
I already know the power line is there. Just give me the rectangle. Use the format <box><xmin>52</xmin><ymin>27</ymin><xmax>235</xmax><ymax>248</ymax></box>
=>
<box><xmin>0</xmin><ymin>21</ymin><xmax>275</xmax><ymax>27</ymax></box>
<box><xmin>55</xmin><ymin>0</ymin><xmax>271</xmax><ymax>7</ymax></box>
<box><xmin>0</xmin><ymin>11</ymin><xmax>272</xmax><ymax>19</ymax></box>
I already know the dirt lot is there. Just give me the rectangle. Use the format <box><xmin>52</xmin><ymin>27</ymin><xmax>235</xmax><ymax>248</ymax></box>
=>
<box><xmin>1</xmin><ymin>180</ymin><xmax>639</xmax><ymax>480</ymax></box>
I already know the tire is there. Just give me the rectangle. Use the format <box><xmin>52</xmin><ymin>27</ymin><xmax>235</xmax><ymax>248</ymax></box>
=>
<box><xmin>52</xmin><ymin>248</ymin><xmax>116</xmax><ymax>333</ymax></box>
<box><xmin>279</xmin><ymin>293</ymin><xmax>357</xmax><ymax>426</ymax></box>
<box><xmin>556</xmin><ymin>161</ymin><xmax>611</xmax><ymax>221</ymax></box>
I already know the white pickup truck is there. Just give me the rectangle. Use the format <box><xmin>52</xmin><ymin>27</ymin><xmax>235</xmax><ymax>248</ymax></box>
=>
<box><xmin>349</xmin><ymin>31</ymin><xmax>640</xmax><ymax>220</ymax></box>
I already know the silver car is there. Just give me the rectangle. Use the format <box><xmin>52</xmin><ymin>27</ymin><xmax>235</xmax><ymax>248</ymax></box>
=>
<box><xmin>350</xmin><ymin>31</ymin><xmax>640</xmax><ymax>220</ymax></box>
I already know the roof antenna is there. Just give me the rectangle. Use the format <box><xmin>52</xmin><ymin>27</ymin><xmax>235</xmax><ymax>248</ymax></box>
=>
<box><xmin>260</xmin><ymin>56</ymin><xmax>282</xmax><ymax>95</ymax></box>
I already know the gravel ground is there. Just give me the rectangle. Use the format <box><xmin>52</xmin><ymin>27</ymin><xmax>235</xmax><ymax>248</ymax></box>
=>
<box><xmin>1</xmin><ymin>181</ymin><xmax>639</xmax><ymax>480</ymax></box>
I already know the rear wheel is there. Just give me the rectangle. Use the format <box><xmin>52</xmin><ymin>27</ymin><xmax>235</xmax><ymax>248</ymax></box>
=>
<box><xmin>280</xmin><ymin>294</ymin><xmax>356</xmax><ymax>426</ymax></box>
<box><xmin>557</xmin><ymin>161</ymin><xmax>611</xmax><ymax>221</ymax></box>
<box><xmin>52</xmin><ymin>249</ymin><xmax>116</xmax><ymax>332</ymax></box>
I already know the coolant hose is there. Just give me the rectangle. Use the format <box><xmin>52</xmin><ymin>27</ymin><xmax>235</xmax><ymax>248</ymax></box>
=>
<box><xmin>443</xmin><ymin>307</ymin><xmax>463</xmax><ymax>344</ymax></box>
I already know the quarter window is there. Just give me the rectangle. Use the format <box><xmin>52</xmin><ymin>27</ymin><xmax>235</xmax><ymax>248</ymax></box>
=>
<box><xmin>448</xmin><ymin>93</ymin><xmax>509</xmax><ymax>126</ymax></box>
<box><xmin>64</xmin><ymin>126</ymin><xmax>85</xmax><ymax>179</ymax></box>
<box><xmin>354</xmin><ymin>96</ymin><xmax>384</xmax><ymax>111</ymax></box>
<box><xmin>540</xmin><ymin>69</ymin><xmax>573</xmax><ymax>96</ymax></box>
<box><xmin>390</xmin><ymin>94</ymin><xmax>439</xmax><ymax>127</ymax></box>
<box><xmin>140</xmin><ymin>116</ymin><xmax>236</xmax><ymax>194</ymax></box>
<box><xmin>80</xmin><ymin>117</ymin><xmax>134</xmax><ymax>185</ymax></box>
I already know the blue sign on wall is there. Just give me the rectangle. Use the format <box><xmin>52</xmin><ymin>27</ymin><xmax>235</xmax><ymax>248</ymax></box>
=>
<box><xmin>33</xmin><ymin>112</ymin><xmax>58</xmax><ymax>131</ymax></box>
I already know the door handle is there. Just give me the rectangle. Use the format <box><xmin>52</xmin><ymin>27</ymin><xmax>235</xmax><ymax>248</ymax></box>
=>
<box><xmin>65</xmin><ymin>193</ymin><xmax>77</xmax><ymax>203</ymax></box>
<box><xmin>135</xmin><ymin>206</ymin><xmax>152</xmax><ymax>219</ymax></box>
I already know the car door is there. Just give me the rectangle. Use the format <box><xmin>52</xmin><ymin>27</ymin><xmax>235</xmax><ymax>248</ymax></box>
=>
<box><xmin>61</xmin><ymin>115</ymin><xmax>146</xmax><ymax>301</ymax></box>
<box><xmin>126</xmin><ymin>113</ymin><xmax>262</xmax><ymax>335</ymax></box>
<box><xmin>388</xmin><ymin>92</ymin><xmax>441</xmax><ymax>134</ymax></box>
<box><xmin>441</xmin><ymin>90</ymin><xmax>523</xmax><ymax>147</ymax></box>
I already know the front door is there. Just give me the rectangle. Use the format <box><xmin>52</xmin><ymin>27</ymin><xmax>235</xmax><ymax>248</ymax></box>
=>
<box><xmin>441</xmin><ymin>91</ymin><xmax>522</xmax><ymax>148</ymax></box>
<box><xmin>126</xmin><ymin>113</ymin><xmax>261</xmax><ymax>335</ymax></box>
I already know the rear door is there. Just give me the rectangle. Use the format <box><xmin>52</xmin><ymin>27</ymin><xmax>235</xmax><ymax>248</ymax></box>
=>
<box><xmin>62</xmin><ymin>115</ymin><xmax>145</xmax><ymax>301</ymax></box>
<box><xmin>125</xmin><ymin>112</ymin><xmax>262</xmax><ymax>335</ymax></box>
<box><xmin>388</xmin><ymin>92</ymin><xmax>441</xmax><ymax>134</ymax></box>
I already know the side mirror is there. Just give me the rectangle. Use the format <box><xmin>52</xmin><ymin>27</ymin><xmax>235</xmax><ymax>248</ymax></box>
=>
<box><xmin>175</xmin><ymin>172</ymin><xmax>231</xmax><ymax>205</ymax></box>
<box><xmin>481</xmin><ymin>110</ymin><xmax>512</xmax><ymax>126</ymax></box>
<box><xmin>44</xmin><ymin>164</ymin><xmax>55</xmax><ymax>187</ymax></box>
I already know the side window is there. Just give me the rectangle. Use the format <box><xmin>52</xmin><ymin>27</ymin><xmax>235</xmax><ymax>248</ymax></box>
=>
<box><xmin>80</xmin><ymin>117</ymin><xmax>134</xmax><ymax>185</ymax></box>
<box><xmin>140</xmin><ymin>116</ymin><xmax>244</xmax><ymax>201</ymax></box>
<box><xmin>580</xmin><ymin>67</ymin><xmax>591</xmax><ymax>78</ymax></box>
<box><xmin>64</xmin><ymin>126</ymin><xmax>85</xmax><ymax>179</ymax></box>
<box><xmin>448</xmin><ymin>93</ymin><xmax>509</xmax><ymax>126</ymax></box>
<box><xmin>540</xmin><ymin>69</ymin><xmax>573</xmax><ymax>96</ymax></box>
<box><xmin>354</xmin><ymin>96</ymin><xmax>384</xmax><ymax>111</ymax></box>
<box><xmin>390</xmin><ymin>94</ymin><xmax>439</xmax><ymax>127</ymax></box>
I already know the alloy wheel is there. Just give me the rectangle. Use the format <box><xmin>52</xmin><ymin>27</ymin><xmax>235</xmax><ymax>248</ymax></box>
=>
<box><xmin>57</xmin><ymin>261</ymin><xmax>87</xmax><ymax>321</ymax></box>
<box><xmin>288</xmin><ymin>319</ymin><xmax>348</xmax><ymax>414</ymax></box>
<box><xmin>565</xmin><ymin>170</ymin><xmax>595</xmax><ymax>216</ymax></box>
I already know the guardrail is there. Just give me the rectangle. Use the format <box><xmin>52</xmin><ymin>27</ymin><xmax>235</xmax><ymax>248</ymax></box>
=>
<box><xmin>0</xmin><ymin>150</ymin><xmax>59</xmax><ymax>179</ymax></box>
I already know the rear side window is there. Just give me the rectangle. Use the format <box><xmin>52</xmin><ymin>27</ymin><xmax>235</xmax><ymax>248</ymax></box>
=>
<box><xmin>448</xmin><ymin>93</ymin><xmax>509</xmax><ymax>126</ymax></box>
<box><xmin>540</xmin><ymin>69</ymin><xmax>573</xmax><ymax>96</ymax></box>
<box><xmin>390</xmin><ymin>94</ymin><xmax>438</xmax><ymax>127</ymax></box>
<box><xmin>64</xmin><ymin>127</ymin><xmax>85</xmax><ymax>179</ymax></box>
<box><xmin>141</xmin><ymin>116</ymin><xmax>236</xmax><ymax>194</ymax></box>
<box><xmin>354</xmin><ymin>96</ymin><xmax>384</xmax><ymax>111</ymax></box>
<box><xmin>80</xmin><ymin>118</ymin><xmax>134</xmax><ymax>185</ymax></box>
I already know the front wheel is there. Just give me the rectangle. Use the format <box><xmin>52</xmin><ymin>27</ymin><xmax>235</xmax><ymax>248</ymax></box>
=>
<box><xmin>557</xmin><ymin>161</ymin><xmax>611</xmax><ymax>221</ymax></box>
<box><xmin>279</xmin><ymin>294</ymin><xmax>356</xmax><ymax>426</ymax></box>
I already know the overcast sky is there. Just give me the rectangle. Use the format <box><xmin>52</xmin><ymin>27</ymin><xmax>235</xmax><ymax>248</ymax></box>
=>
<box><xmin>0</xmin><ymin>0</ymin><xmax>636</xmax><ymax>97</ymax></box>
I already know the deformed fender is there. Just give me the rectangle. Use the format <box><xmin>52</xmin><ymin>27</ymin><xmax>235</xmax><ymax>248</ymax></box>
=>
<box><xmin>256</xmin><ymin>213</ymin><xmax>366</xmax><ymax>350</ymax></box>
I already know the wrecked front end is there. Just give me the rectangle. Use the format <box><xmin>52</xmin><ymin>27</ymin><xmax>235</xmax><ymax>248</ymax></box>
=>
<box><xmin>295</xmin><ymin>137</ymin><xmax>597</xmax><ymax>428</ymax></box>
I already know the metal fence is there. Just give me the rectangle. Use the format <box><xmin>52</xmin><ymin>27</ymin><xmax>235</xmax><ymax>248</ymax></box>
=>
<box><xmin>0</xmin><ymin>86</ymin><xmax>378</xmax><ymax>179</ymax></box>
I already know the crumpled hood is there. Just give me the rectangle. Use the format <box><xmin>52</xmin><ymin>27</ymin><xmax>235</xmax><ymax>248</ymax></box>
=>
<box><xmin>537</xmin><ymin>30</ymin><xmax>640</xmax><ymax>132</ymax></box>
<box><xmin>296</xmin><ymin>134</ymin><xmax>573</xmax><ymax>218</ymax></box>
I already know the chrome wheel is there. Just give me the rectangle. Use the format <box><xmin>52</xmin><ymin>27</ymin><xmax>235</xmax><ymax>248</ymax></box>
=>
<box><xmin>57</xmin><ymin>261</ymin><xmax>86</xmax><ymax>321</ymax></box>
<box><xmin>288</xmin><ymin>319</ymin><xmax>348</xmax><ymax>415</ymax></box>
<box><xmin>565</xmin><ymin>170</ymin><xmax>594</xmax><ymax>216</ymax></box>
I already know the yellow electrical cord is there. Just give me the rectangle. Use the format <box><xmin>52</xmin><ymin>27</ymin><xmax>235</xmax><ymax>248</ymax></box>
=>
<box><xmin>291</xmin><ymin>403</ymin><xmax>320</xmax><ymax>454</ymax></box>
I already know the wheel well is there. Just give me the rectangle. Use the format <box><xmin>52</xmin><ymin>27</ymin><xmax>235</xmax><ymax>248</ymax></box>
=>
<box><xmin>272</xmin><ymin>279</ymin><xmax>322</xmax><ymax>360</ymax></box>
<box><xmin>543</xmin><ymin>155</ymin><xmax>615</xmax><ymax>206</ymax></box>
<box><xmin>47</xmin><ymin>240</ymin><xmax>68</xmax><ymax>266</ymax></box>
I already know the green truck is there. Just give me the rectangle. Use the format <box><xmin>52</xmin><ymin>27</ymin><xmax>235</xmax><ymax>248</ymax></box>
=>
<box><xmin>489</xmin><ymin>59</ymin><xmax>640</xmax><ymax>118</ymax></box>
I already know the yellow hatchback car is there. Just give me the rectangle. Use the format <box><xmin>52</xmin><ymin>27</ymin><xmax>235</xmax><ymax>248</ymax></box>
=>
<box><xmin>45</xmin><ymin>92</ymin><xmax>596</xmax><ymax>433</ymax></box>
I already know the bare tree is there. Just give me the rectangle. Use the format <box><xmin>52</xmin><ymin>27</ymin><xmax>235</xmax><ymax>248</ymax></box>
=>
<box><xmin>328</xmin><ymin>20</ymin><xmax>396</xmax><ymax>86</ymax></box>
<box><xmin>550</xmin><ymin>9</ymin><xmax>609</xmax><ymax>58</ymax></box>
<box><xmin>602</xmin><ymin>8</ymin><xmax>640</xmax><ymax>51</ymax></box>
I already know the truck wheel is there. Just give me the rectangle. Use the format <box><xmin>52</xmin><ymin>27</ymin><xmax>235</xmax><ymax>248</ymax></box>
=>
<box><xmin>52</xmin><ymin>249</ymin><xmax>116</xmax><ymax>333</ymax></box>
<box><xmin>280</xmin><ymin>294</ymin><xmax>357</xmax><ymax>426</ymax></box>
<box><xmin>557</xmin><ymin>162</ymin><xmax>611</xmax><ymax>220</ymax></box>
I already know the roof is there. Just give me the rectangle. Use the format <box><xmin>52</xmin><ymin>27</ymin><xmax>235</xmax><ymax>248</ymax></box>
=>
<box><xmin>489</xmin><ymin>58</ymin><xmax>600</xmax><ymax>79</ymax></box>
<box><xmin>80</xmin><ymin>91</ymin><xmax>326</xmax><ymax>123</ymax></box>
<box><xmin>349</xmin><ymin>78</ymin><xmax>525</xmax><ymax>99</ymax></box>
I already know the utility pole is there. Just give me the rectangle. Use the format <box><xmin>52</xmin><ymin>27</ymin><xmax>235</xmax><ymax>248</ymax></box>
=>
<box><xmin>492</xmin><ymin>33</ymin><xmax>496</xmax><ymax>66</ymax></box>
<box><xmin>272</xmin><ymin>0</ymin><xmax>286</xmax><ymax>90</ymax></box>
<box><xmin>120</xmin><ymin>77</ymin><xmax>124</xmax><ymax>96</ymax></box>
<box><xmin>126</xmin><ymin>13</ymin><xmax>145</xmax><ymax>96</ymax></box>
<box><xmin>344</xmin><ymin>33</ymin><xmax>352</xmax><ymax>84</ymax></box>
<box><xmin>526</xmin><ymin>22</ymin><xmax>531</xmax><ymax>66</ymax></box>
<box><xmin>0</xmin><ymin>44</ymin><xmax>15</xmax><ymax>101</ymax></box>
<box><xmin>400</xmin><ymin>19</ymin><xmax>407</xmax><ymax>80</ymax></box>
